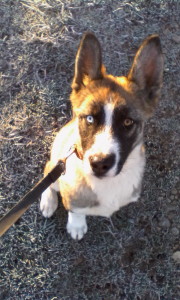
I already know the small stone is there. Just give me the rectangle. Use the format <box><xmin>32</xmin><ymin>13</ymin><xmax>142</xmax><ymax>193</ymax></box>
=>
<box><xmin>172</xmin><ymin>251</ymin><xmax>180</xmax><ymax>263</ymax></box>
<box><xmin>159</xmin><ymin>218</ymin><xmax>171</xmax><ymax>229</ymax></box>
<box><xmin>168</xmin><ymin>212</ymin><xmax>175</xmax><ymax>220</ymax></box>
<box><xmin>167</xmin><ymin>205</ymin><xmax>177</xmax><ymax>212</ymax></box>
<box><xmin>171</xmin><ymin>227</ymin><xmax>179</xmax><ymax>236</ymax></box>
<box><xmin>172</xmin><ymin>189</ymin><xmax>177</xmax><ymax>195</ymax></box>
<box><xmin>172</xmin><ymin>35</ymin><xmax>180</xmax><ymax>43</ymax></box>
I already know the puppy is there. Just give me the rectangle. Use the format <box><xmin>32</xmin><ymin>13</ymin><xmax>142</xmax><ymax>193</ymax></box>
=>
<box><xmin>40</xmin><ymin>33</ymin><xmax>163</xmax><ymax>240</ymax></box>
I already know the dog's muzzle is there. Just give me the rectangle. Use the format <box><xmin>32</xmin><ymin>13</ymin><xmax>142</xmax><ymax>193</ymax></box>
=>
<box><xmin>89</xmin><ymin>153</ymin><xmax>116</xmax><ymax>177</ymax></box>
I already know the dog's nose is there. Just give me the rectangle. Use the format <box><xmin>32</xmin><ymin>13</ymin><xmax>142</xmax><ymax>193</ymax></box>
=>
<box><xmin>89</xmin><ymin>154</ymin><xmax>115</xmax><ymax>177</ymax></box>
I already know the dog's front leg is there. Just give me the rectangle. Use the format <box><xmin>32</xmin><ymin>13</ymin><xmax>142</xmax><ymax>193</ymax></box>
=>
<box><xmin>67</xmin><ymin>211</ymin><xmax>87</xmax><ymax>240</ymax></box>
<box><xmin>40</xmin><ymin>161</ymin><xmax>60</xmax><ymax>218</ymax></box>
<box><xmin>40</xmin><ymin>186</ymin><xmax>58</xmax><ymax>218</ymax></box>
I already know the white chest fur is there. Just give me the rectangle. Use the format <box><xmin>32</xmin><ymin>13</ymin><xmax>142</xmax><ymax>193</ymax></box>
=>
<box><xmin>59</xmin><ymin>143</ymin><xmax>145</xmax><ymax>217</ymax></box>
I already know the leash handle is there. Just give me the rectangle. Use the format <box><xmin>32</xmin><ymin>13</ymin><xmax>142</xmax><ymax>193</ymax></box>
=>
<box><xmin>0</xmin><ymin>160</ymin><xmax>65</xmax><ymax>237</ymax></box>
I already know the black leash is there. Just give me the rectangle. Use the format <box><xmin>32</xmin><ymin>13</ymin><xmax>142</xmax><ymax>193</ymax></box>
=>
<box><xmin>0</xmin><ymin>145</ymin><xmax>77</xmax><ymax>237</ymax></box>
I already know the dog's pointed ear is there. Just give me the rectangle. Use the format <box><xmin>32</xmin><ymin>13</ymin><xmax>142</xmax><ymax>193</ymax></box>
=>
<box><xmin>72</xmin><ymin>32</ymin><xmax>103</xmax><ymax>91</ymax></box>
<box><xmin>128</xmin><ymin>35</ymin><xmax>164</xmax><ymax>114</ymax></box>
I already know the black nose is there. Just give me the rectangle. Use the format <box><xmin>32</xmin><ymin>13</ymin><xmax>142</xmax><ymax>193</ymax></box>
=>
<box><xmin>89</xmin><ymin>154</ymin><xmax>115</xmax><ymax>177</ymax></box>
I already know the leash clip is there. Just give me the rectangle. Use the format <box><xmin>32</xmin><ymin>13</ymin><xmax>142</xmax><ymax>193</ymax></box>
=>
<box><xmin>60</xmin><ymin>144</ymin><xmax>77</xmax><ymax>175</ymax></box>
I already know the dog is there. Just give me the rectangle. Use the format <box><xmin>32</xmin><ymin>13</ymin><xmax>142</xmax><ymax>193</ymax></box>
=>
<box><xmin>40</xmin><ymin>32</ymin><xmax>163</xmax><ymax>240</ymax></box>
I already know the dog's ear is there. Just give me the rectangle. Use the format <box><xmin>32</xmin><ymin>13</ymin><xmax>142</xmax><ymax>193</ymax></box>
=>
<box><xmin>128</xmin><ymin>35</ymin><xmax>164</xmax><ymax>115</ymax></box>
<box><xmin>72</xmin><ymin>32</ymin><xmax>103</xmax><ymax>91</ymax></box>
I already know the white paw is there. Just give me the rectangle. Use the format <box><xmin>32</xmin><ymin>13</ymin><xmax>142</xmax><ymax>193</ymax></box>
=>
<box><xmin>67</xmin><ymin>212</ymin><xmax>87</xmax><ymax>240</ymax></box>
<box><xmin>40</xmin><ymin>188</ymin><xmax>58</xmax><ymax>218</ymax></box>
<box><xmin>67</xmin><ymin>222</ymin><xmax>88</xmax><ymax>240</ymax></box>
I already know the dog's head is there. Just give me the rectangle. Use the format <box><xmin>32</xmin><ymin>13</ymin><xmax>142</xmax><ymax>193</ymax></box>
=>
<box><xmin>70</xmin><ymin>33</ymin><xmax>163</xmax><ymax>178</ymax></box>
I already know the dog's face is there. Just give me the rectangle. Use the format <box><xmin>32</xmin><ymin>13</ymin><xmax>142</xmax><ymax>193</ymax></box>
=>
<box><xmin>70</xmin><ymin>33</ymin><xmax>163</xmax><ymax>178</ymax></box>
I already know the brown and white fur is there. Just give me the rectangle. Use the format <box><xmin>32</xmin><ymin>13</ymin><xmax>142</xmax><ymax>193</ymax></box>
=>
<box><xmin>40</xmin><ymin>33</ymin><xmax>163</xmax><ymax>240</ymax></box>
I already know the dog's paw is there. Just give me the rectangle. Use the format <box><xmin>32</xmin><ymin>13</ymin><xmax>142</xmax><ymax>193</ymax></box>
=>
<box><xmin>40</xmin><ymin>188</ymin><xmax>58</xmax><ymax>218</ymax></box>
<box><xmin>67</xmin><ymin>212</ymin><xmax>87</xmax><ymax>240</ymax></box>
<box><xmin>67</xmin><ymin>222</ymin><xmax>88</xmax><ymax>240</ymax></box>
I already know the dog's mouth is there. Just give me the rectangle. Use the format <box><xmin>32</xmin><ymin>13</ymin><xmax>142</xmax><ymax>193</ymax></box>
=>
<box><xmin>92</xmin><ymin>172</ymin><xmax>110</xmax><ymax>179</ymax></box>
<box><xmin>91</xmin><ymin>170</ymin><xmax>107</xmax><ymax>179</ymax></box>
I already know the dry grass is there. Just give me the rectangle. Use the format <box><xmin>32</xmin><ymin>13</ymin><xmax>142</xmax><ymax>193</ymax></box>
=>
<box><xmin>0</xmin><ymin>0</ymin><xmax>179</xmax><ymax>299</ymax></box>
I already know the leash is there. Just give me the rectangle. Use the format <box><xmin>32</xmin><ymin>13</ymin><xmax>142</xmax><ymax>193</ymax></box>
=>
<box><xmin>0</xmin><ymin>145</ymin><xmax>78</xmax><ymax>237</ymax></box>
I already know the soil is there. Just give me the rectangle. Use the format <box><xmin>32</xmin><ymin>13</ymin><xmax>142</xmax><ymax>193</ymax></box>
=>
<box><xmin>0</xmin><ymin>1</ymin><xmax>179</xmax><ymax>299</ymax></box>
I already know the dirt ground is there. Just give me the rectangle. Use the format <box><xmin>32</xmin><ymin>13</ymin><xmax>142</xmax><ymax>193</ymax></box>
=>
<box><xmin>0</xmin><ymin>0</ymin><xmax>179</xmax><ymax>299</ymax></box>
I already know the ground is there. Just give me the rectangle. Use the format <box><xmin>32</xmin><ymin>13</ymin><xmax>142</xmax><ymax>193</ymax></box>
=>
<box><xmin>0</xmin><ymin>0</ymin><xmax>179</xmax><ymax>299</ymax></box>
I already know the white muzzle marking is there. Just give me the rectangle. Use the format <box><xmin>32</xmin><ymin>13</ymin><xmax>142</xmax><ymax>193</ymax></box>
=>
<box><xmin>83</xmin><ymin>103</ymin><xmax>120</xmax><ymax>177</ymax></box>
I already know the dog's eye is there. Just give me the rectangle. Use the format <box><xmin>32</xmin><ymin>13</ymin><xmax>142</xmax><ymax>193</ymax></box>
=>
<box><xmin>86</xmin><ymin>115</ymin><xmax>94</xmax><ymax>124</ymax></box>
<box><xmin>123</xmin><ymin>118</ymin><xmax>134</xmax><ymax>127</ymax></box>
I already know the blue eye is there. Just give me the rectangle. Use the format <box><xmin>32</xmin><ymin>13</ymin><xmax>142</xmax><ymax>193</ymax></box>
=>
<box><xmin>86</xmin><ymin>115</ymin><xmax>94</xmax><ymax>124</ymax></box>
